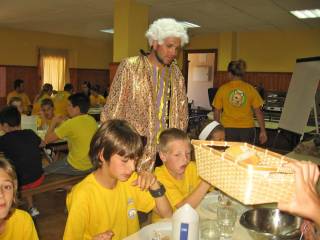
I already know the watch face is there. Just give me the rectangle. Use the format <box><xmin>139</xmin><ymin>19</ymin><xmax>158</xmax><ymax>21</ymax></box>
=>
<box><xmin>150</xmin><ymin>184</ymin><xmax>165</xmax><ymax>198</ymax></box>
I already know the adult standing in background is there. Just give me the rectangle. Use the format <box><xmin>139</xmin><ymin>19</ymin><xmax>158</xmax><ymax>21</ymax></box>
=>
<box><xmin>213</xmin><ymin>59</ymin><xmax>267</xmax><ymax>144</ymax></box>
<box><xmin>101</xmin><ymin>18</ymin><xmax>189</xmax><ymax>172</ymax></box>
<box><xmin>6</xmin><ymin>79</ymin><xmax>31</xmax><ymax>114</ymax></box>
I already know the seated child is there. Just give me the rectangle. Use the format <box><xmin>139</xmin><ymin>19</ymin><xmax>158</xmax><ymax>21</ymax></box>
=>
<box><xmin>44</xmin><ymin>93</ymin><xmax>98</xmax><ymax>175</ymax></box>
<box><xmin>38</xmin><ymin>98</ymin><xmax>55</xmax><ymax>130</ymax></box>
<box><xmin>0</xmin><ymin>106</ymin><xmax>44</xmax><ymax>217</ymax></box>
<box><xmin>53</xmin><ymin>83</ymin><xmax>73</xmax><ymax>117</ymax></box>
<box><xmin>89</xmin><ymin>85</ymin><xmax>105</xmax><ymax>107</ymax></box>
<box><xmin>63</xmin><ymin>119</ymin><xmax>172</xmax><ymax>240</ymax></box>
<box><xmin>32</xmin><ymin>83</ymin><xmax>53</xmax><ymax>115</ymax></box>
<box><xmin>152</xmin><ymin>128</ymin><xmax>212</xmax><ymax>222</ymax></box>
<box><xmin>0</xmin><ymin>157</ymin><xmax>38</xmax><ymax>239</ymax></box>
<box><xmin>199</xmin><ymin>120</ymin><xmax>225</xmax><ymax>141</ymax></box>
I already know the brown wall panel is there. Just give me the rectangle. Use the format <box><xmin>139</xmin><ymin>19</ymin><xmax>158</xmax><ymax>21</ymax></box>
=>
<box><xmin>70</xmin><ymin>68</ymin><xmax>109</xmax><ymax>93</ymax></box>
<box><xmin>5</xmin><ymin>66</ymin><xmax>40</xmax><ymax>102</ymax></box>
<box><xmin>215</xmin><ymin>71</ymin><xmax>293</xmax><ymax>92</ymax></box>
<box><xmin>109</xmin><ymin>62</ymin><xmax>120</xmax><ymax>85</ymax></box>
<box><xmin>0</xmin><ymin>66</ymin><xmax>109</xmax><ymax>109</ymax></box>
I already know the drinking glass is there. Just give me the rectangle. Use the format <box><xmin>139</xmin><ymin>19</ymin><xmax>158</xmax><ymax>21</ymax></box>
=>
<box><xmin>217</xmin><ymin>206</ymin><xmax>237</xmax><ymax>239</ymax></box>
<box><xmin>200</xmin><ymin>219</ymin><xmax>219</xmax><ymax>240</ymax></box>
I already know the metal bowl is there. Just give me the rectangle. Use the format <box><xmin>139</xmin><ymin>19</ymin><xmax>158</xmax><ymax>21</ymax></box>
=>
<box><xmin>239</xmin><ymin>208</ymin><xmax>302</xmax><ymax>240</ymax></box>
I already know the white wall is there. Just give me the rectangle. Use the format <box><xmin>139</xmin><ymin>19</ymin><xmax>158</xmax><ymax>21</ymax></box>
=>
<box><xmin>187</xmin><ymin>53</ymin><xmax>215</xmax><ymax>109</ymax></box>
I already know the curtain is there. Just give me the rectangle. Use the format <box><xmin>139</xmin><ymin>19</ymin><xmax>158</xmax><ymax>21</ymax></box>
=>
<box><xmin>39</xmin><ymin>48</ymin><xmax>69</xmax><ymax>91</ymax></box>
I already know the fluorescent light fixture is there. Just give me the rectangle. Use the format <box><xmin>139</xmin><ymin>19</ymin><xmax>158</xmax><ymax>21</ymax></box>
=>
<box><xmin>290</xmin><ymin>9</ymin><xmax>320</xmax><ymax>19</ymax></box>
<box><xmin>179</xmin><ymin>21</ymin><xmax>200</xmax><ymax>28</ymax></box>
<box><xmin>100</xmin><ymin>28</ymin><xmax>114</xmax><ymax>34</ymax></box>
<box><xmin>100</xmin><ymin>21</ymin><xmax>200</xmax><ymax>33</ymax></box>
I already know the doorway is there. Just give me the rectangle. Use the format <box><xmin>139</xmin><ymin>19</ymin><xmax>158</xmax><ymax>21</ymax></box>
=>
<box><xmin>183</xmin><ymin>49</ymin><xmax>218</xmax><ymax>110</ymax></box>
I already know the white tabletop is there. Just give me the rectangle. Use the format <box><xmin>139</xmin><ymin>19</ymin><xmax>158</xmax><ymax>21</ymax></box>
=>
<box><xmin>124</xmin><ymin>192</ymin><xmax>253</xmax><ymax>240</ymax></box>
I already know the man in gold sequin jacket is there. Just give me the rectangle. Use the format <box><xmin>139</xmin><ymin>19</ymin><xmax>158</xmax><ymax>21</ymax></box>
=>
<box><xmin>101</xmin><ymin>18</ymin><xmax>189</xmax><ymax>172</ymax></box>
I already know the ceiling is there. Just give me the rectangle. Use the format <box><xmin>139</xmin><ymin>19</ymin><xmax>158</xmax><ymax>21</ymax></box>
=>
<box><xmin>0</xmin><ymin>0</ymin><xmax>319</xmax><ymax>39</ymax></box>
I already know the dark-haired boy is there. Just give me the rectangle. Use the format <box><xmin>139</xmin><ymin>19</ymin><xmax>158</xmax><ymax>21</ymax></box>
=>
<box><xmin>0</xmin><ymin>106</ymin><xmax>44</xmax><ymax>216</ymax></box>
<box><xmin>44</xmin><ymin>93</ymin><xmax>98</xmax><ymax>175</ymax></box>
<box><xmin>64</xmin><ymin>119</ymin><xmax>172</xmax><ymax>240</ymax></box>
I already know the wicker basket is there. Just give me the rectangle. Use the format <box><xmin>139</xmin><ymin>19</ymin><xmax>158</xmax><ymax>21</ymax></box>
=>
<box><xmin>192</xmin><ymin>140</ymin><xmax>295</xmax><ymax>205</ymax></box>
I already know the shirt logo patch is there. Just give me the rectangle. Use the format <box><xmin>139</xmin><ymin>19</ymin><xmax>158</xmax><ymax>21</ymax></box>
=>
<box><xmin>229</xmin><ymin>89</ymin><xmax>246</xmax><ymax>107</ymax></box>
<box><xmin>127</xmin><ymin>198</ymin><xmax>134</xmax><ymax>205</ymax></box>
<box><xmin>128</xmin><ymin>208</ymin><xmax>137</xmax><ymax>219</ymax></box>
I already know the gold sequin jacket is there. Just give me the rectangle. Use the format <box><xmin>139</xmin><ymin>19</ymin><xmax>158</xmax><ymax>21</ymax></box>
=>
<box><xmin>100</xmin><ymin>55</ymin><xmax>188</xmax><ymax>171</ymax></box>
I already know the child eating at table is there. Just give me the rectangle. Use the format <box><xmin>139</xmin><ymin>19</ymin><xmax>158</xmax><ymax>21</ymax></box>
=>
<box><xmin>44</xmin><ymin>93</ymin><xmax>98</xmax><ymax>176</ymax></box>
<box><xmin>0</xmin><ymin>106</ymin><xmax>44</xmax><ymax>217</ymax></box>
<box><xmin>152</xmin><ymin>128</ymin><xmax>213</xmax><ymax>222</ymax></box>
<box><xmin>63</xmin><ymin>119</ymin><xmax>172</xmax><ymax>240</ymax></box>
<box><xmin>0</xmin><ymin>157</ymin><xmax>39</xmax><ymax>239</ymax></box>
<box><xmin>199</xmin><ymin>120</ymin><xmax>225</xmax><ymax>141</ymax></box>
<box><xmin>38</xmin><ymin>98</ymin><xmax>55</xmax><ymax>130</ymax></box>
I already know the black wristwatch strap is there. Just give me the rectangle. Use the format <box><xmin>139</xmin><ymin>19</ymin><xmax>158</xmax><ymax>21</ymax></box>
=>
<box><xmin>149</xmin><ymin>183</ymin><xmax>166</xmax><ymax>198</ymax></box>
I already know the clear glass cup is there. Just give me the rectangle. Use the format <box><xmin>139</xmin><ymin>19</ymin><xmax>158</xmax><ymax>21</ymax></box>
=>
<box><xmin>217</xmin><ymin>206</ymin><xmax>237</xmax><ymax>240</ymax></box>
<box><xmin>200</xmin><ymin>219</ymin><xmax>219</xmax><ymax>240</ymax></box>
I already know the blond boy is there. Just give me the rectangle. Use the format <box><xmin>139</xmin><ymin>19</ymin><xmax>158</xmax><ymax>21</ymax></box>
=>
<box><xmin>152</xmin><ymin>128</ymin><xmax>212</xmax><ymax>222</ymax></box>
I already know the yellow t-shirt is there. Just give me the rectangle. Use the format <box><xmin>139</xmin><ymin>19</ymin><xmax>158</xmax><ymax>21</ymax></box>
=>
<box><xmin>0</xmin><ymin>209</ymin><xmax>38</xmax><ymax>240</ymax></box>
<box><xmin>90</xmin><ymin>95</ymin><xmax>105</xmax><ymax>107</ymax></box>
<box><xmin>152</xmin><ymin>161</ymin><xmax>201</xmax><ymax>222</ymax></box>
<box><xmin>213</xmin><ymin>80</ymin><xmax>264</xmax><ymax>128</ymax></box>
<box><xmin>53</xmin><ymin>91</ymin><xmax>71</xmax><ymax>117</ymax></box>
<box><xmin>32</xmin><ymin>93</ymin><xmax>51</xmax><ymax>115</ymax></box>
<box><xmin>37</xmin><ymin>116</ymin><xmax>53</xmax><ymax>130</ymax></box>
<box><xmin>55</xmin><ymin>114</ymin><xmax>98</xmax><ymax>170</ymax></box>
<box><xmin>64</xmin><ymin>173</ymin><xmax>155</xmax><ymax>240</ymax></box>
<box><xmin>6</xmin><ymin>91</ymin><xmax>31</xmax><ymax>113</ymax></box>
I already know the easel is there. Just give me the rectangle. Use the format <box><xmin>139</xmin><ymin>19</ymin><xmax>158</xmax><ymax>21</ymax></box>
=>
<box><xmin>273</xmin><ymin>57</ymin><xmax>320</xmax><ymax>150</ymax></box>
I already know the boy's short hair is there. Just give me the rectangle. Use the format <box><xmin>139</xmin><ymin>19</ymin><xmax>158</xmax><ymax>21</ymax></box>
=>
<box><xmin>89</xmin><ymin>119</ymin><xmax>144</xmax><ymax>169</ymax></box>
<box><xmin>68</xmin><ymin>93</ymin><xmax>89</xmax><ymax>114</ymax></box>
<box><xmin>158</xmin><ymin>128</ymin><xmax>190</xmax><ymax>153</ymax></box>
<box><xmin>0</xmin><ymin>157</ymin><xmax>18</xmax><ymax>210</ymax></box>
<box><xmin>41</xmin><ymin>98</ymin><xmax>54</xmax><ymax>108</ymax></box>
<box><xmin>64</xmin><ymin>83</ymin><xmax>73</xmax><ymax>92</ymax></box>
<box><xmin>8</xmin><ymin>96</ymin><xmax>22</xmax><ymax>106</ymax></box>
<box><xmin>0</xmin><ymin>106</ymin><xmax>21</xmax><ymax>127</ymax></box>
<box><xmin>14</xmin><ymin>79</ymin><xmax>24</xmax><ymax>90</ymax></box>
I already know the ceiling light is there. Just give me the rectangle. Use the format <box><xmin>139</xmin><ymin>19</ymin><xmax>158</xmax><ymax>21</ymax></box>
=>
<box><xmin>100</xmin><ymin>29</ymin><xmax>114</xmax><ymax>34</ymax></box>
<box><xmin>290</xmin><ymin>9</ymin><xmax>320</xmax><ymax>19</ymax></box>
<box><xmin>179</xmin><ymin>21</ymin><xmax>200</xmax><ymax>28</ymax></box>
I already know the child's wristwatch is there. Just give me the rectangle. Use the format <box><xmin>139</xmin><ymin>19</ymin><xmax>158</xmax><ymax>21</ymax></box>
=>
<box><xmin>149</xmin><ymin>183</ymin><xmax>166</xmax><ymax>198</ymax></box>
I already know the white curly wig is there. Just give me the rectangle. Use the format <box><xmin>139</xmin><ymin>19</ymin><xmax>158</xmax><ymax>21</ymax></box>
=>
<box><xmin>145</xmin><ymin>18</ymin><xmax>189</xmax><ymax>47</ymax></box>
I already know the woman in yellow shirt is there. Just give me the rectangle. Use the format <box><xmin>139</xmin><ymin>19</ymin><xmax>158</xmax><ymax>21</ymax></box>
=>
<box><xmin>0</xmin><ymin>157</ymin><xmax>38</xmax><ymax>240</ymax></box>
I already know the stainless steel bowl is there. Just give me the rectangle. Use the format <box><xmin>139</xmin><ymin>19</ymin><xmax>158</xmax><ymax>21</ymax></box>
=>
<box><xmin>239</xmin><ymin>208</ymin><xmax>302</xmax><ymax>240</ymax></box>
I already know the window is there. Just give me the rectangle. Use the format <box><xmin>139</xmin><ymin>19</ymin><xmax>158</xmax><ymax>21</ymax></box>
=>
<box><xmin>39</xmin><ymin>48</ymin><xmax>69</xmax><ymax>91</ymax></box>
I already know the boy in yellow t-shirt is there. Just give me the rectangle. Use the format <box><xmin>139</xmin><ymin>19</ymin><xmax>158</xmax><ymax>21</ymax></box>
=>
<box><xmin>53</xmin><ymin>83</ymin><xmax>73</xmax><ymax>117</ymax></box>
<box><xmin>0</xmin><ymin>157</ymin><xmax>38</xmax><ymax>239</ymax></box>
<box><xmin>6</xmin><ymin>79</ymin><xmax>31</xmax><ymax>114</ymax></box>
<box><xmin>152</xmin><ymin>128</ymin><xmax>213</xmax><ymax>222</ymax></box>
<box><xmin>44</xmin><ymin>93</ymin><xmax>98</xmax><ymax>175</ymax></box>
<box><xmin>37</xmin><ymin>98</ymin><xmax>55</xmax><ymax>130</ymax></box>
<box><xmin>89</xmin><ymin>86</ymin><xmax>105</xmax><ymax>107</ymax></box>
<box><xmin>63</xmin><ymin>119</ymin><xmax>172</xmax><ymax>240</ymax></box>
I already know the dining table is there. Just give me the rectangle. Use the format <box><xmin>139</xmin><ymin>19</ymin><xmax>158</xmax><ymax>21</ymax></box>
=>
<box><xmin>124</xmin><ymin>191</ymin><xmax>257</xmax><ymax>240</ymax></box>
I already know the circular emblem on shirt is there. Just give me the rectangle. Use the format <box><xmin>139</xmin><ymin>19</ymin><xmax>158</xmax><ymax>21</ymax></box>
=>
<box><xmin>128</xmin><ymin>208</ymin><xmax>137</xmax><ymax>219</ymax></box>
<box><xmin>228</xmin><ymin>89</ymin><xmax>246</xmax><ymax>107</ymax></box>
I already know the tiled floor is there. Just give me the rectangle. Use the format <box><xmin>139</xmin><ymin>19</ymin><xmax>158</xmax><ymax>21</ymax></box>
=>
<box><xmin>26</xmin><ymin>190</ymin><xmax>68</xmax><ymax>240</ymax></box>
